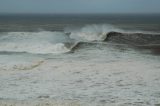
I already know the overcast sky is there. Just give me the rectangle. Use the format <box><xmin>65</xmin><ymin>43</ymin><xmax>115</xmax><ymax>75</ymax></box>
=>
<box><xmin>0</xmin><ymin>0</ymin><xmax>160</xmax><ymax>14</ymax></box>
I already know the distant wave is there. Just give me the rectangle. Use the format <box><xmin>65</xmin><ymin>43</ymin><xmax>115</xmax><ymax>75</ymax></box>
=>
<box><xmin>0</xmin><ymin>24</ymin><xmax>160</xmax><ymax>54</ymax></box>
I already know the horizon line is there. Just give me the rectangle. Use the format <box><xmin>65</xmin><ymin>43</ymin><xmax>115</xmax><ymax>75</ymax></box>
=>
<box><xmin>0</xmin><ymin>12</ymin><xmax>160</xmax><ymax>15</ymax></box>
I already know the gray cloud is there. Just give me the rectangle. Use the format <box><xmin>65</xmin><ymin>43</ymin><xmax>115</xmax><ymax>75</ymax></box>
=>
<box><xmin>0</xmin><ymin>0</ymin><xmax>160</xmax><ymax>14</ymax></box>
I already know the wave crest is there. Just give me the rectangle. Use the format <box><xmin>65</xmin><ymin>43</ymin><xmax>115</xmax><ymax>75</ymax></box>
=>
<box><xmin>65</xmin><ymin>24</ymin><xmax>123</xmax><ymax>41</ymax></box>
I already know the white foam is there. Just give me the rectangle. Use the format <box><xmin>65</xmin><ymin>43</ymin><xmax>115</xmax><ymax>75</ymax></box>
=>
<box><xmin>0</xmin><ymin>42</ymin><xmax>70</xmax><ymax>54</ymax></box>
<box><xmin>0</xmin><ymin>31</ymin><xmax>71</xmax><ymax>54</ymax></box>
<box><xmin>0</xmin><ymin>99</ymin><xmax>83</xmax><ymax>106</ymax></box>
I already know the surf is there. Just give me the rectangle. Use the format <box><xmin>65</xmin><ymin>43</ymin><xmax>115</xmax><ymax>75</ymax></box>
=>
<box><xmin>0</xmin><ymin>31</ymin><xmax>74</xmax><ymax>54</ymax></box>
<box><xmin>0</xmin><ymin>24</ymin><xmax>160</xmax><ymax>54</ymax></box>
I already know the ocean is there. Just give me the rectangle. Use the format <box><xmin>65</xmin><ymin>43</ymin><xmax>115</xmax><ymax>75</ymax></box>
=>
<box><xmin>0</xmin><ymin>14</ymin><xmax>160</xmax><ymax>106</ymax></box>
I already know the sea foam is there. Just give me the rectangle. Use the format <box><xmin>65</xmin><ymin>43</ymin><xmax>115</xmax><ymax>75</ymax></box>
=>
<box><xmin>0</xmin><ymin>31</ymin><xmax>72</xmax><ymax>54</ymax></box>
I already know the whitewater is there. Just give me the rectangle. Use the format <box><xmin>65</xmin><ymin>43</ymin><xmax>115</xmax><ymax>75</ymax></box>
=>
<box><xmin>0</xmin><ymin>24</ymin><xmax>159</xmax><ymax>54</ymax></box>
<box><xmin>0</xmin><ymin>14</ymin><xmax>160</xmax><ymax>106</ymax></box>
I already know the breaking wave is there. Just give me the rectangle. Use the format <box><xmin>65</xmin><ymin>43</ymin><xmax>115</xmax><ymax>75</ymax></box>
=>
<box><xmin>0</xmin><ymin>24</ymin><xmax>160</xmax><ymax>54</ymax></box>
<box><xmin>65</xmin><ymin>24</ymin><xmax>123</xmax><ymax>41</ymax></box>
<box><xmin>0</xmin><ymin>31</ymin><xmax>73</xmax><ymax>54</ymax></box>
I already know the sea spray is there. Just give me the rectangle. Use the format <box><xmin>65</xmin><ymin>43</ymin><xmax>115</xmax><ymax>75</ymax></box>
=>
<box><xmin>65</xmin><ymin>24</ymin><xmax>123</xmax><ymax>41</ymax></box>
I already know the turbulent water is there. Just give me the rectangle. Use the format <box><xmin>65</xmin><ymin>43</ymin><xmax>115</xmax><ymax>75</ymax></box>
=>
<box><xmin>0</xmin><ymin>14</ymin><xmax>160</xmax><ymax>106</ymax></box>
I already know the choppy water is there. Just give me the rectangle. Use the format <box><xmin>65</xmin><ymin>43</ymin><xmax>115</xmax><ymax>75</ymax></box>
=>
<box><xmin>0</xmin><ymin>14</ymin><xmax>160</xmax><ymax>106</ymax></box>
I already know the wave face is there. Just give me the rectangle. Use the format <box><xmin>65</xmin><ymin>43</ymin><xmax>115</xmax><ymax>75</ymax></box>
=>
<box><xmin>105</xmin><ymin>31</ymin><xmax>160</xmax><ymax>46</ymax></box>
<box><xmin>0</xmin><ymin>24</ymin><xmax>160</xmax><ymax>54</ymax></box>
